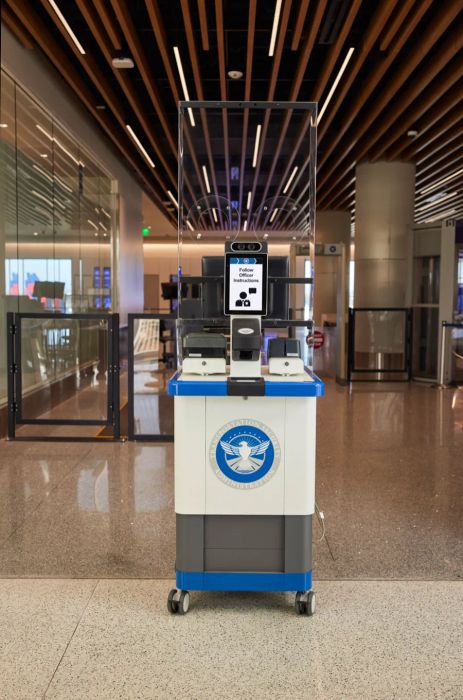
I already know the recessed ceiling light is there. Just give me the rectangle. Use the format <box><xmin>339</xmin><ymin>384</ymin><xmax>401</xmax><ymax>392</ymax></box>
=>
<box><xmin>125</xmin><ymin>124</ymin><xmax>155</xmax><ymax>168</ymax></box>
<box><xmin>47</xmin><ymin>0</ymin><xmax>86</xmax><ymax>54</ymax></box>
<box><xmin>269</xmin><ymin>0</ymin><xmax>282</xmax><ymax>57</ymax></box>
<box><xmin>283</xmin><ymin>166</ymin><xmax>299</xmax><ymax>194</ymax></box>
<box><xmin>33</xmin><ymin>231</ymin><xmax>39</xmax><ymax>236</ymax></box>
<box><xmin>173</xmin><ymin>46</ymin><xmax>195</xmax><ymax>127</ymax></box>
<box><xmin>196</xmin><ymin>233</ymin><xmax>202</xmax><ymax>239</ymax></box>
<box><xmin>317</xmin><ymin>47</ymin><xmax>355</xmax><ymax>126</ymax></box>
<box><xmin>40</xmin><ymin>153</ymin><xmax>48</xmax><ymax>158</ymax></box>
<box><xmin>202</xmin><ymin>165</ymin><xmax>211</xmax><ymax>193</ymax></box>
<box><xmin>228</xmin><ymin>70</ymin><xmax>243</xmax><ymax>80</ymax></box>
<box><xmin>407</xmin><ymin>129</ymin><xmax>419</xmax><ymax>138</ymax></box>
<box><xmin>167</xmin><ymin>190</ymin><xmax>179</xmax><ymax>208</ymax></box>
<box><xmin>112</xmin><ymin>56</ymin><xmax>134</xmax><ymax>69</ymax></box>
<box><xmin>252</xmin><ymin>124</ymin><xmax>262</xmax><ymax>168</ymax></box>
<box><xmin>420</xmin><ymin>168</ymin><xmax>463</xmax><ymax>195</ymax></box>
<box><xmin>0</xmin><ymin>123</ymin><xmax>8</xmax><ymax>128</ymax></box>
<box><xmin>96</xmin><ymin>105</ymin><xmax>106</xmax><ymax>110</ymax></box>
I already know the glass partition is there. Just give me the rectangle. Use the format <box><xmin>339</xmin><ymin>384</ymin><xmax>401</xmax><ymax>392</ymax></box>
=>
<box><xmin>176</xmin><ymin>101</ymin><xmax>317</xmax><ymax>368</ymax></box>
<box><xmin>0</xmin><ymin>69</ymin><xmax>118</xmax><ymax>409</ymax></box>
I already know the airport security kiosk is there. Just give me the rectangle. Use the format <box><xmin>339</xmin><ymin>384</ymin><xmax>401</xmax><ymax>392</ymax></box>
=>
<box><xmin>167</xmin><ymin>99</ymin><xmax>322</xmax><ymax>615</ymax></box>
<box><xmin>168</xmin><ymin>240</ymin><xmax>323</xmax><ymax>615</ymax></box>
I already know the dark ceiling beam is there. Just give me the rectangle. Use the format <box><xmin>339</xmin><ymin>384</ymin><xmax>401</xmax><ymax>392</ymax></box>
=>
<box><xmin>384</xmin><ymin>82</ymin><xmax>463</xmax><ymax>161</ymax></box>
<box><xmin>416</xmin><ymin>153</ymin><xmax>463</xmax><ymax>190</ymax></box>
<box><xmin>379</xmin><ymin>0</ymin><xmax>417</xmax><ymax>52</ymax></box>
<box><xmin>75</xmin><ymin>0</ymin><xmax>177</xmax><ymax>192</ymax></box>
<box><xmin>1</xmin><ymin>4</ymin><xmax>34</xmax><ymax>48</ymax></box>
<box><xmin>415</xmin><ymin>176</ymin><xmax>463</xmax><ymax>205</ymax></box>
<box><xmin>317</xmin><ymin>0</ymin><xmax>403</xmax><ymax>146</ymax></box>
<box><xmin>253</xmin><ymin>0</ymin><xmax>328</xmax><ymax>229</ymax></box>
<box><xmin>412</xmin><ymin>120</ymin><xmax>463</xmax><ymax>166</ymax></box>
<box><xmin>215</xmin><ymin>0</ymin><xmax>231</xmax><ymax>205</ymax></box>
<box><xmin>273</xmin><ymin>0</ymin><xmax>361</xmax><ymax>230</ymax></box>
<box><xmin>109</xmin><ymin>0</ymin><xmax>177</xmax><ymax>156</ymax></box>
<box><xmin>91</xmin><ymin>0</ymin><xmax>121</xmax><ymax>50</ymax></box>
<box><xmin>143</xmin><ymin>0</ymin><xmax>210</xmax><ymax>221</ymax></box>
<box><xmin>291</xmin><ymin>0</ymin><xmax>310</xmax><ymax>51</ymax></box>
<box><xmin>180</xmin><ymin>0</ymin><xmax>223</xmax><ymax>227</ymax></box>
<box><xmin>238</xmin><ymin>0</ymin><xmax>256</xmax><ymax>224</ymax></box>
<box><xmin>246</xmin><ymin>0</ymin><xmax>293</xmax><ymax>225</ymax></box>
<box><xmin>5</xmin><ymin>0</ymin><xmax>172</xmax><ymax>220</ymax></box>
<box><xmin>197</xmin><ymin>0</ymin><xmax>210</xmax><ymax>51</ymax></box>
<box><xmin>318</xmin><ymin>18</ymin><xmax>463</xmax><ymax>201</ymax></box>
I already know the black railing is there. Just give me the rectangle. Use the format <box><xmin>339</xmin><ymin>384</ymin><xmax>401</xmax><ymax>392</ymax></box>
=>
<box><xmin>7</xmin><ymin>312</ymin><xmax>120</xmax><ymax>441</ymax></box>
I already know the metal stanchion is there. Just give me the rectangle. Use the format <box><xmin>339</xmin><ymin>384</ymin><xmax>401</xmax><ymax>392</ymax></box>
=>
<box><xmin>438</xmin><ymin>322</ymin><xmax>448</xmax><ymax>387</ymax></box>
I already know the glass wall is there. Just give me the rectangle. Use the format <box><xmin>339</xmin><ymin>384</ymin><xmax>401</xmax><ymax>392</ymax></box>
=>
<box><xmin>0</xmin><ymin>69</ymin><xmax>118</xmax><ymax>406</ymax></box>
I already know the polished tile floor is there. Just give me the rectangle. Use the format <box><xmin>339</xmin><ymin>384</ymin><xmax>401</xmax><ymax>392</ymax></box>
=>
<box><xmin>1</xmin><ymin>382</ymin><xmax>462</xmax><ymax>698</ymax></box>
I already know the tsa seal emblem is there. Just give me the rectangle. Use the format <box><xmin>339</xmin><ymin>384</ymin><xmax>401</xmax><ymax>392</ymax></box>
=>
<box><xmin>210</xmin><ymin>419</ymin><xmax>280</xmax><ymax>489</ymax></box>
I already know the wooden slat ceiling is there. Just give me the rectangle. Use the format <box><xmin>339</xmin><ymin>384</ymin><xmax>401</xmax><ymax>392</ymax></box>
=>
<box><xmin>3</xmin><ymin>0</ymin><xmax>463</xmax><ymax>229</ymax></box>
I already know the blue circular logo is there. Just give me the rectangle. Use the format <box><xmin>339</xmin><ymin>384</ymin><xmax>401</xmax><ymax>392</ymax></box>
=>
<box><xmin>210</xmin><ymin>419</ymin><xmax>280</xmax><ymax>489</ymax></box>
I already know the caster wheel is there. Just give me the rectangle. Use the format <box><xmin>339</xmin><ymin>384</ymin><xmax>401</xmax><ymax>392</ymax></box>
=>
<box><xmin>295</xmin><ymin>590</ymin><xmax>316</xmax><ymax>616</ymax></box>
<box><xmin>167</xmin><ymin>588</ymin><xmax>179</xmax><ymax>614</ymax></box>
<box><xmin>167</xmin><ymin>589</ymin><xmax>190</xmax><ymax>615</ymax></box>
<box><xmin>177</xmin><ymin>590</ymin><xmax>190</xmax><ymax>615</ymax></box>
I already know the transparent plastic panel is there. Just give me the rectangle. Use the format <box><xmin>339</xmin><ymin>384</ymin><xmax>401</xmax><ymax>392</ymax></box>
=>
<box><xmin>177</xmin><ymin>102</ymin><xmax>317</xmax><ymax>369</ymax></box>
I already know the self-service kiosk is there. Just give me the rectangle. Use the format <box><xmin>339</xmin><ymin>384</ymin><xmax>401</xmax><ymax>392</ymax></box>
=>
<box><xmin>167</xmin><ymin>239</ymin><xmax>324</xmax><ymax>615</ymax></box>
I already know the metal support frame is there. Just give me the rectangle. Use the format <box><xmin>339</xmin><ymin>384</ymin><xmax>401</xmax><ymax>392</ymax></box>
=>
<box><xmin>128</xmin><ymin>313</ymin><xmax>176</xmax><ymax>442</ymax></box>
<box><xmin>438</xmin><ymin>321</ymin><xmax>463</xmax><ymax>386</ymax></box>
<box><xmin>6</xmin><ymin>312</ymin><xmax>121</xmax><ymax>441</ymax></box>
<box><xmin>347</xmin><ymin>307</ymin><xmax>413</xmax><ymax>382</ymax></box>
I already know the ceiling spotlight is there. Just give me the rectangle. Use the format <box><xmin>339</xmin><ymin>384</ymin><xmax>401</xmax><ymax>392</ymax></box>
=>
<box><xmin>96</xmin><ymin>105</ymin><xmax>106</xmax><ymax>110</ymax></box>
<box><xmin>33</xmin><ymin>231</ymin><xmax>39</xmax><ymax>236</ymax></box>
<box><xmin>196</xmin><ymin>233</ymin><xmax>202</xmax><ymax>239</ymax></box>
<box><xmin>407</xmin><ymin>129</ymin><xmax>419</xmax><ymax>138</ymax></box>
<box><xmin>0</xmin><ymin>123</ymin><xmax>8</xmax><ymax>128</ymax></box>
<box><xmin>112</xmin><ymin>56</ymin><xmax>135</xmax><ymax>69</ymax></box>
<box><xmin>228</xmin><ymin>70</ymin><xmax>243</xmax><ymax>80</ymax></box>
<box><xmin>40</xmin><ymin>153</ymin><xmax>48</xmax><ymax>158</ymax></box>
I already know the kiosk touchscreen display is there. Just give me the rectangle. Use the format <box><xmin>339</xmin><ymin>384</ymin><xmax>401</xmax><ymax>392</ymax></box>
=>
<box><xmin>225</xmin><ymin>253</ymin><xmax>267</xmax><ymax>315</ymax></box>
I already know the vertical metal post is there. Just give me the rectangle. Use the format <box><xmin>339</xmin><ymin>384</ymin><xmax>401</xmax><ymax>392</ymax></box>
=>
<box><xmin>438</xmin><ymin>322</ymin><xmax>448</xmax><ymax>386</ymax></box>
<box><xmin>112</xmin><ymin>313</ymin><xmax>120</xmax><ymax>439</ymax></box>
<box><xmin>127</xmin><ymin>314</ymin><xmax>134</xmax><ymax>440</ymax></box>
<box><xmin>7</xmin><ymin>313</ymin><xmax>16</xmax><ymax>440</ymax></box>
<box><xmin>347</xmin><ymin>308</ymin><xmax>355</xmax><ymax>382</ymax></box>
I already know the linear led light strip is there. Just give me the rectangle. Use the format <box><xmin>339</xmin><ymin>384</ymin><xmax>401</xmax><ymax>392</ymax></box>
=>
<box><xmin>415</xmin><ymin>191</ymin><xmax>458</xmax><ymax>213</ymax></box>
<box><xmin>420</xmin><ymin>168</ymin><xmax>463</xmax><ymax>195</ymax></box>
<box><xmin>32</xmin><ymin>189</ymin><xmax>65</xmax><ymax>211</ymax></box>
<box><xmin>283</xmin><ymin>166</ymin><xmax>299</xmax><ymax>194</ymax></box>
<box><xmin>186</xmin><ymin>220</ymin><xmax>194</xmax><ymax>231</ymax></box>
<box><xmin>173</xmin><ymin>47</ymin><xmax>195</xmax><ymax>128</ymax></box>
<box><xmin>252</xmin><ymin>124</ymin><xmax>262</xmax><ymax>168</ymax></box>
<box><xmin>243</xmin><ymin>219</ymin><xmax>248</xmax><ymax>231</ymax></box>
<box><xmin>47</xmin><ymin>0</ymin><xmax>85</xmax><ymax>54</ymax></box>
<box><xmin>167</xmin><ymin>190</ymin><xmax>179</xmax><ymax>208</ymax></box>
<box><xmin>87</xmin><ymin>219</ymin><xmax>99</xmax><ymax>230</ymax></box>
<box><xmin>421</xmin><ymin>208</ymin><xmax>457</xmax><ymax>223</ymax></box>
<box><xmin>269</xmin><ymin>0</ymin><xmax>282</xmax><ymax>57</ymax></box>
<box><xmin>126</xmin><ymin>125</ymin><xmax>155</xmax><ymax>168</ymax></box>
<box><xmin>317</xmin><ymin>48</ymin><xmax>355</xmax><ymax>126</ymax></box>
<box><xmin>35</xmin><ymin>124</ymin><xmax>85</xmax><ymax>167</ymax></box>
<box><xmin>269</xmin><ymin>208</ymin><xmax>278</xmax><ymax>223</ymax></box>
<box><xmin>202</xmin><ymin>165</ymin><xmax>211</xmax><ymax>193</ymax></box>
<box><xmin>212</xmin><ymin>208</ymin><xmax>218</xmax><ymax>223</ymax></box>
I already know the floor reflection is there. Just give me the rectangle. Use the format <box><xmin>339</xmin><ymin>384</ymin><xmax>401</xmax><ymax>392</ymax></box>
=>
<box><xmin>0</xmin><ymin>382</ymin><xmax>461</xmax><ymax>579</ymax></box>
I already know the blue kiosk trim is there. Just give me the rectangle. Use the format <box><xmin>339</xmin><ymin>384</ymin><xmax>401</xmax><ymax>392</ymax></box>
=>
<box><xmin>176</xmin><ymin>570</ymin><xmax>313</xmax><ymax>592</ymax></box>
<box><xmin>168</xmin><ymin>370</ymin><xmax>324</xmax><ymax>397</ymax></box>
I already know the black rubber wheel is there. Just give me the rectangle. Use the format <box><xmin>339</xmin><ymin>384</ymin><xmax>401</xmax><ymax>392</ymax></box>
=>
<box><xmin>295</xmin><ymin>590</ymin><xmax>316</xmax><ymax>616</ymax></box>
<box><xmin>167</xmin><ymin>589</ymin><xmax>178</xmax><ymax>614</ymax></box>
<box><xmin>306</xmin><ymin>590</ymin><xmax>316</xmax><ymax>616</ymax></box>
<box><xmin>177</xmin><ymin>590</ymin><xmax>190</xmax><ymax>615</ymax></box>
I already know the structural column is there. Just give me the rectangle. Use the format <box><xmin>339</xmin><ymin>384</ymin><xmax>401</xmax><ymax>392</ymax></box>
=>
<box><xmin>354</xmin><ymin>161</ymin><xmax>415</xmax><ymax>307</ymax></box>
